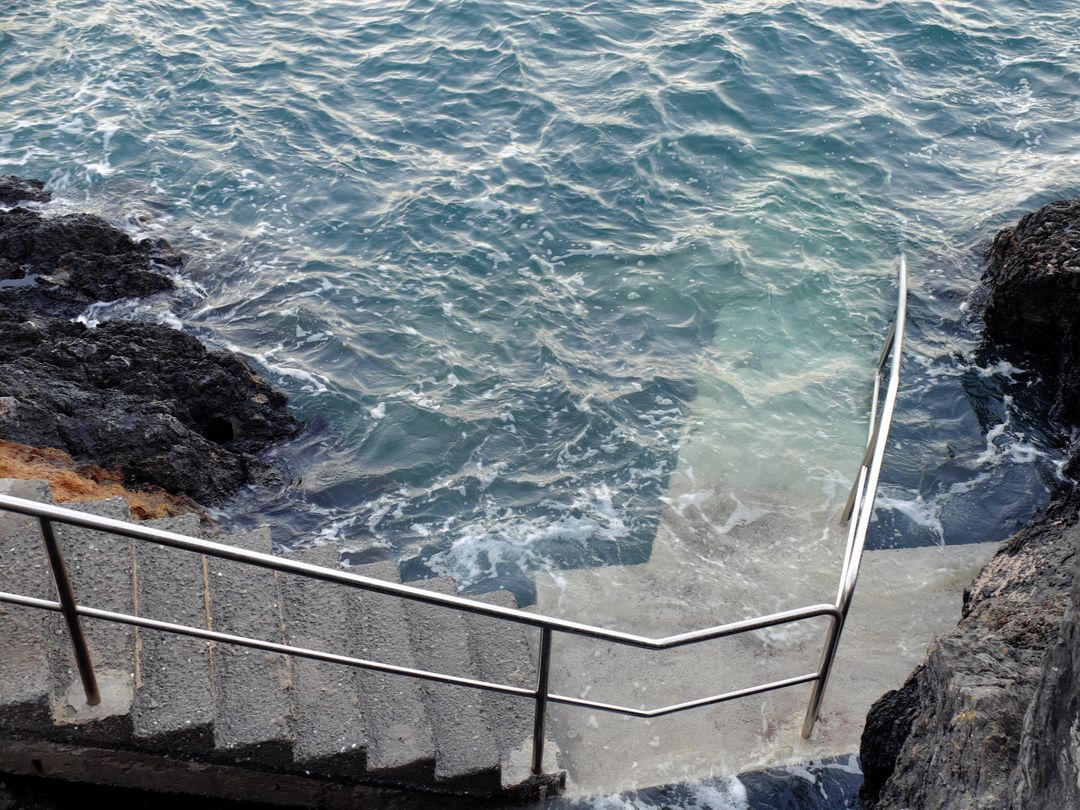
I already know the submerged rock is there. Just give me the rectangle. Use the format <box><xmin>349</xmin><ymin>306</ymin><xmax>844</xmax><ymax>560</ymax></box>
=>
<box><xmin>0</xmin><ymin>176</ymin><xmax>301</xmax><ymax>504</ymax></box>
<box><xmin>861</xmin><ymin>199</ymin><xmax>1080</xmax><ymax>809</ymax></box>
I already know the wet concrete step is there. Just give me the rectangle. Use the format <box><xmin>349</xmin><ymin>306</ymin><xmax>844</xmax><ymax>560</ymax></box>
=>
<box><xmin>206</xmin><ymin>527</ymin><xmax>293</xmax><ymax>765</ymax></box>
<box><xmin>46</xmin><ymin>497</ymin><xmax>136</xmax><ymax>744</ymax></box>
<box><xmin>409</xmin><ymin>577</ymin><xmax>501</xmax><ymax>792</ymax></box>
<box><xmin>344</xmin><ymin>560</ymin><xmax>436</xmax><ymax>781</ymax></box>
<box><xmin>132</xmin><ymin>513</ymin><xmax>214</xmax><ymax>754</ymax></box>
<box><xmin>469</xmin><ymin>589</ymin><xmax>561</xmax><ymax>789</ymax></box>
<box><xmin>0</xmin><ymin>480</ymin><xmax>57</xmax><ymax>733</ymax></box>
<box><xmin>277</xmin><ymin>544</ymin><xmax>366</xmax><ymax>777</ymax></box>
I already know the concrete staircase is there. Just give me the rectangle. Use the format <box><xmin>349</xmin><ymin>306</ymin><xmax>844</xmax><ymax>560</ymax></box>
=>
<box><xmin>0</xmin><ymin>479</ymin><xmax>563</xmax><ymax>805</ymax></box>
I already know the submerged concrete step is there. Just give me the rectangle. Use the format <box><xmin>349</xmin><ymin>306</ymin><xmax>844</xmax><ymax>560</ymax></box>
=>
<box><xmin>408</xmin><ymin>577</ymin><xmax>501</xmax><ymax>793</ymax></box>
<box><xmin>344</xmin><ymin>560</ymin><xmax>435</xmax><ymax>781</ymax></box>
<box><xmin>0</xmin><ymin>480</ymin><xmax>57</xmax><ymax>733</ymax></box>
<box><xmin>206</xmin><ymin>527</ymin><xmax>293</xmax><ymax>765</ymax></box>
<box><xmin>278</xmin><ymin>544</ymin><xmax>366</xmax><ymax>777</ymax></box>
<box><xmin>133</xmin><ymin>513</ymin><xmax>214</xmax><ymax>755</ymax></box>
<box><xmin>469</xmin><ymin>589</ymin><xmax>562</xmax><ymax>790</ymax></box>
<box><xmin>47</xmin><ymin>497</ymin><xmax>137</xmax><ymax>743</ymax></box>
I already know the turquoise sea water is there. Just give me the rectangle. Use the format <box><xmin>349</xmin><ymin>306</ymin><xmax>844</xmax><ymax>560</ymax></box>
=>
<box><xmin>3</xmin><ymin>0</ymin><xmax>1080</xmax><ymax>604</ymax></box>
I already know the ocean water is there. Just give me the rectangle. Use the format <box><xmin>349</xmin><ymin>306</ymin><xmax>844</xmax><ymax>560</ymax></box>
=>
<box><xmin>3</xmin><ymin>0</ymin><xmax>1080</xmax><ymax>607</ymax></box>
<box><xmin>539</xmin><ymin>756</ymin><xmax>862</xmax><ymax>810</ymax></box>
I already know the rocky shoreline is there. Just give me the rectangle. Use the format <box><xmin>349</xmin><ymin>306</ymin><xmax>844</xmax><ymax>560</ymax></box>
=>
<box><xmin>0</xmin><ymin>175</ymin><xmax>300</xmax><ymax>511</ymax></box>
<box><xmin>860</xmin><ymin>200</ymin><xmax>1080</xmax><ymax>809</ymax></box>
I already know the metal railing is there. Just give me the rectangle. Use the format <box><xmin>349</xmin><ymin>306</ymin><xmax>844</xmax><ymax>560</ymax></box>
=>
<box><xmin>0</xmin><ymin>255</ymin><xmax>907</xmax><ymax>778</ymax></box>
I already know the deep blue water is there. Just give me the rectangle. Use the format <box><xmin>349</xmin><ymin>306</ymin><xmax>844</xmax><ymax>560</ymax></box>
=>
<box><xmin>3</xmin><ymin>0</ymin><xmax>1080</xmax><ymax>604</ymax></box>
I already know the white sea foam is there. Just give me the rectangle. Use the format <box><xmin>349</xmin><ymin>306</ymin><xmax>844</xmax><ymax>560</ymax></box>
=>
<box><xmin>76</xmin><ymin>298</ymin><xmax>183</xmax><ymax>330</ymax></box>
<box><xmin>496</xmin><ymin>141</ymin><xmax>529</xmax><ymax>159</ymax></box>
<box><xmin>976</xmin><ymin>359</ymin><xmax>1026</xmax><ymax>379</ymax></box>
<box><xmin>425</xmin><ymin>484</ymin><xmax>629</xmax><ymax>583</ymax></box>
<box><xmin>874</xmin><ymin>472</ymin><xmax>992</xmax><ymax>544</ymax></box>
<box><xmin>973</xmin><ymin>396</ymin><xmax>1052</xmax><ymax>468</ymax></box>
<box><xmin>224</xmin><ymin>342</ymin><xmax>330</xmax><ymax>394</ymax></box>
<box><xmin>580</xmin><ymin>776</ymin><xmax>749</xmax><ymax>810</ymax></box>
<box><xmin>467</xmin><ymin>194</ymin><xmax>503</xmax><ymax>213</ymax></box>
<box><xmin>84</xmin><ymin>161</ymin><xmax>114</xmax><ymax>177</ymax></box>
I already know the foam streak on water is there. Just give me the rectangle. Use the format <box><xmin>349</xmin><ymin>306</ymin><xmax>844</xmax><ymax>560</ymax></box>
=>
<box><xmin>2</xmin><ymin>1</ymin><xmax>1080</xmax><ymax>600</ymax></box>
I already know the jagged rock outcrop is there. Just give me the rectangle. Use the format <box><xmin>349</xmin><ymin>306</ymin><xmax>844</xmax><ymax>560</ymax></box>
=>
<box><xmin>860</xmin><ymin>492</ymin><xmax>1079</xmax><ymax>809</ymax></box>
<box><xmin>0</xmin><ymin>315</ymin><xmax>300</xmax><ymax>504</ymax></box>
<box><xmin>0</xmin><ymin>175</ymin><xmax>51</xmax><ymax>206</ymax></box>
<box><xmin>983</xmin><ymin>198</ymin><xmax>1080</xmax><ymax>425</ymax></box>
<box><xmin>0</xmin><ymin>206</ymin><xmax>180</xmax><ymax>318</ymax></box>
<box><xmin>857</xmin><ymin>667</ymin><xmax>924</xmax><ymax>809</ymax></box>
<box><xmin>1008</xmin><ymin>571</ymin><xmax>1080</xmax><ymax>808</ymax></box>
<box><xmin>0</xmin><ymin>176</ymin><xmax>300</xmax><ymax>504</ymax></box>
<box><xmin>860</xmin><ymin>199</ymin><xmax>1080</xmax><ymax>809</ymax></box>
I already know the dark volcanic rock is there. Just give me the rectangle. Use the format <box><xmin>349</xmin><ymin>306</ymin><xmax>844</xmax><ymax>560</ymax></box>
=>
<box><xmin>0</xmin><ymin>176</ymin><xmax>301</xmax><ymax>504</ymax></box>
<box><xmin>0</xmin><ymin>206</ymin><xmax>177</xmax><ymax>318</ymax></box>
<box><xmin>862</xmin><ymin>199</ymin><xmax>1080</xmax><ymax>810</ymax></box>
<box><xmin>0</xmin><ymin>315</ymin><xmax>301</xmax><ymax>504</ymax></box>
<box><xmin>862</xmin><ymin>493</ymin><xmax>1079</xmax><ymax>810</ymax></box>
<box><xmin>0</xmin><ymin>257</ymin><xmax>23</xmax><ymax>280</ymax></box>
<box><xmin>982</xmin><ymin>198</ymin><xmax>1080</xmax><ymax>424</ymax></box>
<box><xmin>0</xmin><ymin>175</ymin><xmax>51</xmax><ymax>206</ymax></box>
<box><xmin>858</xmin><ymin>667</ymin><xmax>924</xmax><ymax>809</ymax></box>
<box><xmin>1008</xmin><ymin>570</ymin><xmax>1080</xmax><ymax>809</ymax></box>
<box><xmin>0</xmin><ymin>208</ymin><xmax>138</xmax><ymax>265</ymax></box>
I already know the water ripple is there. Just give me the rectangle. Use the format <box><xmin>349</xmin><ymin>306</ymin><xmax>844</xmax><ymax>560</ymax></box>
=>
<box><xmin>2</xmin><ymin>0</ymin><xmax>1079</xmax><ymax>593</ymax></box>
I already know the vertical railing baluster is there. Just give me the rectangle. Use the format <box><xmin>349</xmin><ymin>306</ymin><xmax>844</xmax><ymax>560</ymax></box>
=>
<box><xmin>531</xmin><ymin>627</ymin><xmax>553</xmax><ymax>775</ymax></box>
<box><xmin>39</xmin><ymin>517</ymin><xmax>100</xmax><ymax>706</ymax></box>
<box><xmin>801</xmin><ymin>613</ymin><xmax>843</xmax><ymax>738</ymax></box>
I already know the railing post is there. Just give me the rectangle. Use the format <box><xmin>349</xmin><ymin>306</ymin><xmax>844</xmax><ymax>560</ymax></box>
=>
<box><xmin>531</xmin><ymin>627</ymin><xmax>553</xmax><ymax>775</ymax></box>
<box><xmin>801</xmin><ymin>613</ymin><xmax>844</xmax><ymax>738</ymax></box>
<box><xmin>38</xmin><ymin>517</ymin><xmax>100</xmax><ymax>706</ymax></box>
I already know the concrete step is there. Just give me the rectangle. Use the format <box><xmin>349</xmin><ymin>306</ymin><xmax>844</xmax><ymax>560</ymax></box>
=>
<box><xmin>132</xmin><ymin>513</ymin><xmax>214</xmax><ymax>755</ymax></box>
<box><xmin>206</xmin><ymin>527</ymin><xmax>293</xmax><ymax>766</ymax></box>
<box><xmin>469</xmin><ymin>589</ymin><xmax>562</xmax><ymax>790</ymax></box>
<box><xmin>343</xmin><ymin>561</ymin><xmax>435</xmax><ymax>782</ymax></box>
<box><xmin>408</xmin><ymin>577</ymin><xmax>501</xmax><ymax>793</ymax></box>
<box><xmin>46</xmin><ymin>497</ymin><xmax>137</xmax><ymax>744</ymax></box>
<box><xmin>277</xmin><ymin>544</ymin><xmax>366</xmax><ymax>777</ymax></box>
<box><xmin>0</xmin><ymin>480</ymin><xmax>57</xmax><ymax>733</ymax></box>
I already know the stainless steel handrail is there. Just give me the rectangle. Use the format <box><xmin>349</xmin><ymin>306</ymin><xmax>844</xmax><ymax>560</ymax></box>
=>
<box><xmin>802</xmin><ymin>253</ymin><xmax>908</xmax><ymax>737</ymax></box>
<box><xmin>0</xmin><ymin>255</ymin><xmax>907</xmax><ymax>778</ymax></box>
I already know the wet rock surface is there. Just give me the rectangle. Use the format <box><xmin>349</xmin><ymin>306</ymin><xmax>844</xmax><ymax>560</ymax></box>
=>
<box><xmin>857</xmin><ymin>666</ymin><xmax>924</xmax><ymax>809</ymax></box>
<box><xmin>0</xmin><ymin>176</ymin><xmax>300</xmax><ymax>504</ymax></box>
<box><xmin>861</xmin><ymin>198</ymin><xmax>1080</xmax><ymax>809</ymax></box>
<box><xmin>861</xmin><ymin>493</ymin><xmax>1079</xmax><ymax>809</ymax></box>
<box><xmin>982</xmin><ymin>198</ymin><xmax>1080</xmax><ymax>424</ymax></box>
<box><xmin>0</xmin><ymin>175</ymin><xmax>51</xmax><ymax>206</ymax></box>
<box><xmin>0</xmin><ymin>206</ymin><xmax>180</xmax><ymax>319</ymax></box>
